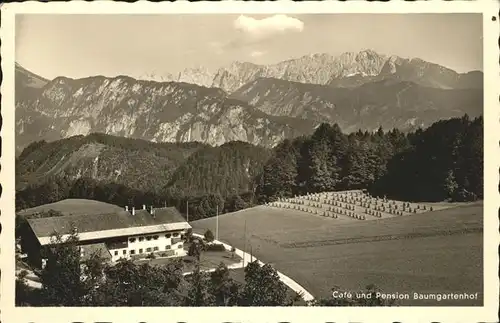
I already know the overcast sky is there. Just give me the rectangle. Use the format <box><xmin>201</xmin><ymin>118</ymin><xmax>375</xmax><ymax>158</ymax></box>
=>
<box><xmin>16</xmin><ymin>13</ymin><xmax>483</xmax><ymax>80</ymax></box>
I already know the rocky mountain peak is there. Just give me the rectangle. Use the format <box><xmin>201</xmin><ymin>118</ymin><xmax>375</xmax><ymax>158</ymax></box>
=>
<box><xmin>125</xmin><ymin>50</ymin><xmax>481</xmax><ymax>93</ymax></box>
<box><xmin>178</xmin><ymin>66</ymin><xmax>215</xmax><ymax>88</ymax></box>
<box><xmin>15</xmin><ymin>67</ymin><xmax>318</xmax><ymax>153</ymax></box>
<box><xmin>139</xmin><ymin>71</ymin><xmax>176</xmax><ymax>83</ymax></box>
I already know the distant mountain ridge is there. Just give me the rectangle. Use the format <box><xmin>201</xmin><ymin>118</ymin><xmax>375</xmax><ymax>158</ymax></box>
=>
<box><xmin>230</xmin><ymin>77</ymin><xmax>483</xmax><ymax>133</ymax></box>
<box><xmin>15</xmin><ymin>49</ymin><xmax>483</xmax><ymax>154</ymax></box>
<box><xmin>15</xmin><ymin>70</ymin><xmax>318</xmax><ymax>154</ymax></box>
<box><xmin>376</xmin><ymin>56</ymin><xmax>483</xmax><ymax>89</ymax></box>
<box><xmin>137</xmin><ymin>50</ymin><xmax>482</xmax><ymax>93</ymax></box>
<box><xmin>139</xmin><ymin>66</ymin><xmax>216</xmax><ymax>88</ymax></box>
<box><xmin>15</xmin><ymin>62</ymin><xmax>50</xmax><ymax>89</ymax></box>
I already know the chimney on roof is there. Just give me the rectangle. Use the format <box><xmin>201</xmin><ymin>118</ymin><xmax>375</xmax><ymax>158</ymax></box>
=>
<box><xmin>143</xmin><ymin>204</ymin><xmax>146</xmax><ymax>210</ymax></box>
<box><xmin>132</xmin><ymin>207</ymin><xmax>135</xmax><ymax>216</ymax></box>
<box><xmin>125</xmin><ymin>205</ymin><xmax>129</xmax><ymax>212</ymax></box>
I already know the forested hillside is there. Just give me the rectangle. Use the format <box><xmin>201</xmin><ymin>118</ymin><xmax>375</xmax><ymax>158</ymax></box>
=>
<box><xmin>256</xmin><ymin>114</ymin><xmax>483</xmax><ymax>203</ymax></box>
<box><xmin>16</xmin><ymin>134</ymin><xmax>272</xmax><ymax>219</ymax></box>
<box><xmin>16</xmin><ymin>115</ymin><xmax>482</xmax><ymax>221</ymax></box>
<box><xmin>166</xmin><ymin>141</ymin><xmax>271</xmax><ymax>197</ymax></box>
<box><xmin>16</xmin><ymin>133</ymin><xmax>207</xmax><ymax>192</ymax></box>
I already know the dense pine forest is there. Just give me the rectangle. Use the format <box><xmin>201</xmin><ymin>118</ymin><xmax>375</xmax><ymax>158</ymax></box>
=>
<box><xmin>257</xmin><ymin>114</ymin><xmax>483</xmax><ymax>203</ymax></box>
<box><xmin>16</xmin><ymin>115</ymin><xmax>483</xmax><ymax>221</ymax></box>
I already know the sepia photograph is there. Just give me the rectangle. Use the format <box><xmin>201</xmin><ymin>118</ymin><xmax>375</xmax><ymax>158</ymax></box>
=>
<box><xmin>1</xmin><ymin>1</ymin><xmax>499</xmax><ymax>323</ymax></box>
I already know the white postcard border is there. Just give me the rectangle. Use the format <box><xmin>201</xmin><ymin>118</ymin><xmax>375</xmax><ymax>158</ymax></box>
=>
<box><xmin>1</xmin><ymin>1</ymin><xmax>498</xmax><ymax>322</ymax></box>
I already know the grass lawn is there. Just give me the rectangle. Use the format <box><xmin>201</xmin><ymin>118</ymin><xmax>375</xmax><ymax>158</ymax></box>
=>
<box><xmin>191</xmin><ymin>201</ymin><xmax>483</xmax><ymax>306</ymax></box>
<box><xmin>136</xmin><ymin>249</ymin><xmax>241</xmax><ymax>273</ymax></box>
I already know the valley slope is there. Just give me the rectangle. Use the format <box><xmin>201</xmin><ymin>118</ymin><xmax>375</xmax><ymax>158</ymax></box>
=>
<box><xmin>15</xmin><ymin>50</ymin><xmax>483</xmax><ymax>154</ymax></box>
<box><xmin>16</xmin><ymin>134</ymin><xmax>270</xmax><ymax>196</ymax></box>
<box><xmin>15</xmin><ymin>68</ymin><xmax>317</xmax><ymax>153</ymax></box>
<box><xmin>231</xmin><ymin>77</ymin><xmax>483</xmax><ymax>132</ymax></box>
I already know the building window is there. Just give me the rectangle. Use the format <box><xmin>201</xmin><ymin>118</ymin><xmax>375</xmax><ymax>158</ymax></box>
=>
<box><xmin>114</xmin><ymin>251</ymin><xmax>118</xmax><ymax>256</ymax></box>
<box><xmin>153</xmin><ymin>235</ymin><xmax>159</xmax><ymax>240</ymax></box>
<box><xmin>173</xmin><ymin>233</ymin><xmax>179</xmax><ymax>237</ymax></box>
<box><xmin>139</xmin><ymin>249</ymin><xmax>143</xmax><ymax>254</ymax></box>
<box><xmin>165</xmin><ymin>233</ymin><xmax>171</xmax><ymax>238</ymax></box>
<box><xmin>154</xmin><ymin>247</ymin><xmax>159</xmax><ymax>251</ymax></box>
<box><xmin>178</xmin><ymin>244</ymin><xmax>182</xmax><ymax>249</ymax></box>
<box><xmin>146</xmin><ymin>247</ymin><xmax>152</xmax><ymax>252</ymax></box>
<box><xmin>139</xmin><ymin>237</ymin><xmax>144</xmax><ymax>242</ymax></box>
<box><xmin>129</xmin><ymin>238</ymin><xmax>136</xmax><ymax>243</ymax></box>
<box><xmin>123</xmin><ymin>250</ymin><xmax>127</xmax><ymax>255</ymax></box>
<box><xmin>130</xmin><ymin>250</ymin><xmax>135</xmax><ymax>255</ymax></box>
<box><xmin>165</xmin><ymin>245</ymin><xmax>171</xmax><ymax>250</ymax></box>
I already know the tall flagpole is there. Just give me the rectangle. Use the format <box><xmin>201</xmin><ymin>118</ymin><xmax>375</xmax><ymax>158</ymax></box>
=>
<box><xmin>186</xmin><ymin>200</ymin><xmax>189</xmax><ymax>222</ymax></box>
<box><xmin>216</xmin><ymin>204</ymin><xmax>219</xmax><ymax>241</ymax></box>
<box><xmin>243</xmin><ymin>218</ymin><xmax>247</xmax><ymax>267</ymax></box>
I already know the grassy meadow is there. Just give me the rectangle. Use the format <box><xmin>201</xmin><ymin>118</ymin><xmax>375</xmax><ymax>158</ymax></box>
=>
<box><xmin>191</xmin><ymin>201</ymin><xmax>483</xmax><ymax>306</ymax></box>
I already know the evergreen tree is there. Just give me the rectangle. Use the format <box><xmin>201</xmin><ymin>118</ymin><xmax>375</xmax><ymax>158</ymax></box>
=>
<box><xmin>210</xmin><ymin>263</ymin><xmax>242</xmax><ymax>306</ymax></box>
<box><xmin>256</xmin><ymin>139</ymin><xmax>298</xmax><ymax>202</ymax></box>
<box><xmin>204</xmin><ymin>229</ymin><xmax>215</xmax><ymax>242</ymax></box>
<box><xmin>185</xmin><ymin>265</ymin><xmax>215</xmax><ymax>306</ymax></box>
<box><xmin>369</xmin><ymin>116</ymin><xmax>483</xmax><ymax>202</ymax></box>
<box><xmin>188</xmin><ymin>241</ymin><xmax>202</xmax><ymax>260</ymax></box>
<box><xmin>342</xmin><ymin>139</ymin><xmax>370</xmax><ymax>189</ymax></box>
<box><xmin>240</xmin><ymin>261</ymin><xmax>291</xmax><ymax>306</ymax></box>
<box><xmin>442</xmin><ymin>170</ymin><xmax>459</xmax><ymax>199</ymax></box>
<box><xmin>38</xmin><ymin>232</ymin><xmax>85</xmax><ymax>306</ymax></box>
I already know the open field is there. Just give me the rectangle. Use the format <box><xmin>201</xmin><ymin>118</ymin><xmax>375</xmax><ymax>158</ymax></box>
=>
<box><xmin>191</xmin><ymin>201</ymin><xmax>483</xmax><ymax>306</ymax></box>
<box><xmin>267</xmin><ymin>190</ymin><xmax>459</xmax><ymax>221</ymax></box>
<box><xmin>17</xmin><ymin>199</ymin><xmax>123</xmax><ymax>217</ymax></box>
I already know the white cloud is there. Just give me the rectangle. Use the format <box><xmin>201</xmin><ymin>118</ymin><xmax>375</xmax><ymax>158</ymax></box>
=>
<box><xmin>234</xmin><ymin>15</ymin><xmax>304</xmax><ymax>38</ymax></box>
<box><xmin>250</xmin><ymin>50</ymin><xmax>266</xmax><ymax>58</ymax></box>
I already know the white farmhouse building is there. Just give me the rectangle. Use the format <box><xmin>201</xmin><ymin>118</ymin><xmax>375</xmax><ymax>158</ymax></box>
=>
<box><xmin>23</xmin><ymin>205</ymin><xmax>191</xmax><ymax>267</ymax></box>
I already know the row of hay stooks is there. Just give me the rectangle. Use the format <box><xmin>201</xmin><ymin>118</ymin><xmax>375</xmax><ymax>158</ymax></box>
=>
<box><xmin>265</xmin><ymin>190</ymin><xmax>433</xmax><ymax>220</ymax></box>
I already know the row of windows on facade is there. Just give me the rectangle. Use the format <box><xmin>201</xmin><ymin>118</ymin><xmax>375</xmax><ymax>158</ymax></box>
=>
<box><xmin>113</xmin><ymin>244</ymin><xmax>183</xmax><ymax>256</ymax></box>
<box><xmin>129</xmin><ymin>232</ymin><xmax>180</xmax><ymax>243</ymax></box>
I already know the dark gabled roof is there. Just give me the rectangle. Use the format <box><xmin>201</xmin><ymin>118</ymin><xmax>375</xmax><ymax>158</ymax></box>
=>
<box><xmin>27</xmin><ymin>207</ymin><xmax>187</xmax><ymax>239</ymax></box>
<box><xmin>151</xmin><ymin>207</ymin><xmax>187</xmax><ymax>224</ymax></box>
